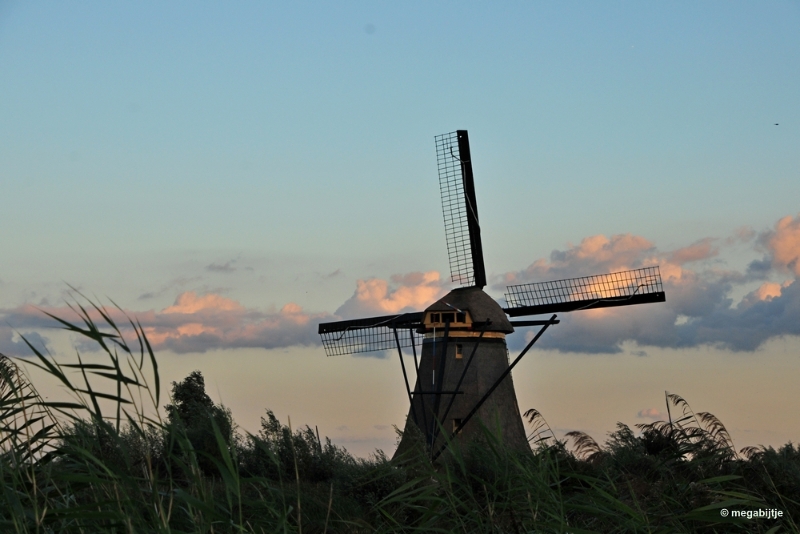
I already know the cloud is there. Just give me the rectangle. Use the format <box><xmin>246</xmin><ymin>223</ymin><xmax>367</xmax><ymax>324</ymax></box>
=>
<box><xmin>206</xmin><ymin>260</ymin><xmax>236</xmax><ymax>273</ymax></box>
<box><xmin>144</xmin><ymin>294</ymin><xmax>333</xmax><ymax>354</ymax></box>
<box><xmin>739</xmin><ymin>281</ymin><xmax>787</xmax><ymax>308</ymax></box>
<box><xmin>501</xmin><ymin>214</ymin><xmax>800</xmax><ymax>353</ymax></box>
<box><xmin>335</xmin><ymin>271</ymin><xmax>445</xmax><ymax>319</ymax></box>
<box><xmin>637</xmin><ymin>408</ymin><xmax>666</xmax><ymax>420</ymax></box>
<box><xmin>499</xmin><ymin>234</ymin><xmax>656</xmax><ymax>287</ymax></box>
<box><xmin>0</xmin><ymin>292</ymin><xmax>334</xmax><ymax>356</ymax></box>
<box><xmin>724</xmin><ymin>226</ymin><xmax>756</xmax><ymax>245</ymax></box>
<box><xmin>138</xmin><ymin>276</ymin><xmax>202</xmax><ymax>300</ymax></box>
<box><xmin>2</xmin><ymin>270</ymin><xmax>447</xmax><ymax>357</ymax></box>
<box><xmin>162</xmin><ymin>292</ymin><xmax>243</xmax><ymax>314</ymax></box>
<box><xmin>668</xmin><ymin>238</ymin><xmax>718</xmax><ymax>265</ymax></box>
<box><xmin>0</xmin><ymin>269</ymin><xmax>447</xmax><ymax>357</ymax></box>
<box><xmin>0</xmin><ymin>329</ymin><xmax>49</xmax><ymax>357</ymax></box>
<box><xmin>761</xmin><ymin>214</ymin><xmax>800</xmax><ymax>276</ymax></box>
<box><xmin>321</xmin><ymin>269</ymin><xmax>343</xmax><ymax>279</ymax></box>
<box><xmin>4</xmin><ymin>214</ymin><xmax>800</xmax><ymax>358</ymax></box>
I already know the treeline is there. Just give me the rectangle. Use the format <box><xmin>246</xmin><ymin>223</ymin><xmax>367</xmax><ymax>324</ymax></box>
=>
<box><xmin>1</xmin><ymin>299</ymin><xmax>798</xmax><ymax>532</ymax></box>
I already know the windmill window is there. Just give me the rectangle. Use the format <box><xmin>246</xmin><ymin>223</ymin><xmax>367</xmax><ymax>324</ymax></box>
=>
<box><xmin>429</xmin><ymin>311</ymin><xmax>467</xmax><ymax>325</ymax></box>
<box><xmin>453</xmin><ymin>418</ymin><xmax>462</xmax><ymax>433</ymax></box>
<box><xmin>455</xmin><ymin>344</ymin><xmax>463</xmax><ymax>359</ymax></box>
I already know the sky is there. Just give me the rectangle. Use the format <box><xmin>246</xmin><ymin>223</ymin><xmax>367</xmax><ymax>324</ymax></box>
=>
<box><xmin>1</xmin><ymin>1</ymin><xmax>799</xmax><ymax>456</ymax></box>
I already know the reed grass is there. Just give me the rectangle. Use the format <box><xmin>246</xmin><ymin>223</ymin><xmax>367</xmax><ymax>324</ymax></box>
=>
<box><xmin>0</xmin><ymin>294</ymin><xmax>797</xmax><ymax>532</ymax></box>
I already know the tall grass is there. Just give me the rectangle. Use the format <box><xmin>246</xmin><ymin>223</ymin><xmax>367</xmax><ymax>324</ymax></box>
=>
<box><xmin>1</xmin><ymin>294</ymin><xmax>798</xmax><ymax>532</ymax></box>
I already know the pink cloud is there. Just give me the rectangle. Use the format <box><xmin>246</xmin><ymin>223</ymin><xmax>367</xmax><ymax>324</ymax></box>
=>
<box><xmin>500</xmin><ymin>214</ymin><xmax>800</xmax><ymax>353</ymax></box>
<box><xmin>751</xmin><ymin>282</ymin><xmax>784</xmax><ymax>301</ymax></box>
<box><xmin>500</xmin><ymin>233</ymin><xmax>656</xmax><ymax>286</ymax></box>
<box><xmin>1</xmin><ymin>272</ymin><xmax>446</xmax><ymax>357</ymax></box>
<box><xmin>637</xmin><ymin>408</ymin><xmax>666</xmax><ymax>420</ymax></box>
<box><xmin>724</xmin><ymin>226</ymin><xmax>756</xmax><ymax>245</ymax></box>
<box><xmin>162</xmin><ymin>292</ymin><xmax>244</xmax><ymax>314</ymax></box>
<box><xmin>765</xmin><ymin>214</ymin><xmax>800</xmax><ymax>276</ymax></box>
<box><xmin>142</xmin><ymin>294</ymin><xmax>330</xmax><ymax>353</ymax></box>
<box><xmin>667</xmin><ymin>238</ymin><xmax>718</xmax><ymax>265</ymax></box>
<box><xmin>569</xmin><ymin>234</ymin><xmax>653</xmax><ymax>264</ymax></box>
<box><xmin>739</xmin><ymin>280</ymin><xmax>793</xmax><ymax>309</ymax></box>
<box><xmin>335</xmin><ymin>271</ymin><xmax>445</xmax><ymax>318</ymax></box>
<box><xmin>0</xmin><ymin>292</ymin><xmax>334</xmax><ymax>356</ymax></box>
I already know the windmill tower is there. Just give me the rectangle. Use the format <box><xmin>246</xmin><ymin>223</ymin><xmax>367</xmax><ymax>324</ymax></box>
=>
<box><xmin>319</xmin><ymin>131</ymin><xmax>665</xmax><ymax>460</ymax></box>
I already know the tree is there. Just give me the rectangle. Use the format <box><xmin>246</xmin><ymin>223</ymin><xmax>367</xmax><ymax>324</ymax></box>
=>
<box><xmin>164</xmin><ymin>370</ymin><xmax>233</xmax><ymax>476</ymax></box>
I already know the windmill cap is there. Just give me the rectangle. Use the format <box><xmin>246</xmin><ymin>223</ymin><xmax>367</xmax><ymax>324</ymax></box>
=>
<box><xmin>426</xmin><ymin>287</ymin><xmax>514</xmax><ymax>334</ymax></box>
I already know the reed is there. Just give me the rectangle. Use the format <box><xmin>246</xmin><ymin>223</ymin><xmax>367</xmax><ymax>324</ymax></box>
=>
<box><xmin>1</xmin><ymin>295</ymin><xmax>798</xmax><ymax>532</ymax></box>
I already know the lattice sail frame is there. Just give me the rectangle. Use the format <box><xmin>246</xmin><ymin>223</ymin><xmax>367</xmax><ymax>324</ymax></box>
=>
<box><xmin>436</xmin><ymin>131</ymin><xmax>475</xmax><ymax>287</ymax></box>
<box><xmin>318</xmin><ymin>313</ymin><xmax>424</xmax><ymax>357</ymax></box>
<box><xmin>504</xmin><ymin>267</ymin><xmax>664</xmax><ymax>314</ymax></box>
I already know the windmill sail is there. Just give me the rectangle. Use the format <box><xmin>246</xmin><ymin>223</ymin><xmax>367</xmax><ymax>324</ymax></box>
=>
<box><xmin>436</xmin><ymin>130</ymin><xmax>487</xmax><ymax>288</ymax></box>
<box><xmin>318</xmin><ymin>312</ymin><xmax>424</xmax><ymax>357</ymax></box>
<box><xmin>503</xmin><ymin>267</ymin><xmax>665</xmax><ymax>317</ymax></box>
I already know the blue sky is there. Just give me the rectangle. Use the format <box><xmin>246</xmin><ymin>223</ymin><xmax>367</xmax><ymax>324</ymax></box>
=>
<box><xmin>1</xmin><ymin>1</ymin><xmax>799</xmax><ymax>455</ymax></box>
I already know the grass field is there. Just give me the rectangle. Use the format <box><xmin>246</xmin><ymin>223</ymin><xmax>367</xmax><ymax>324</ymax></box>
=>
<box><xmin>1</xmin><ymin>296</ymin><xmax>798</xmax><ymax>533</ymax></box>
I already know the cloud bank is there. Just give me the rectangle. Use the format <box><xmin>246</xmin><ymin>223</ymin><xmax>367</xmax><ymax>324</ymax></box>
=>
<box><xmin>0</xmin><ymin>271</ymin><xmax>447</xmax><ymax>357</ymax></box>
<box><xmin>499</xmin><ymin>214</ymin><xmax>800</xmax><ymax>353</ymax></box>
<box><xmin>0</xmin><ymin>293</ymin><xmax>333</xmax><ymax>355</ymax></box>
<box><xmin>2</xmin><ymin>214</ymin><xmax>799</xmax><ymax>357</ymax></box>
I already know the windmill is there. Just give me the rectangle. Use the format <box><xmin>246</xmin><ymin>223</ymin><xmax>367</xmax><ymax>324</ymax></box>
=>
<box><xmin>318</xmin><ymin>131</ymin><xmax>665</xmax><ymax>460</ymax></box>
